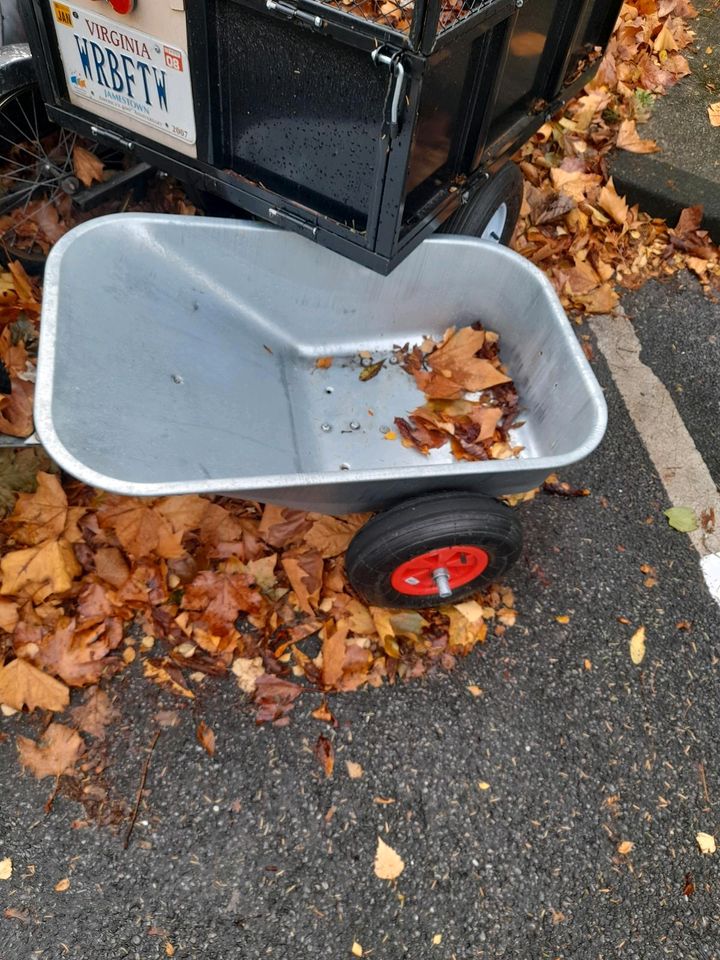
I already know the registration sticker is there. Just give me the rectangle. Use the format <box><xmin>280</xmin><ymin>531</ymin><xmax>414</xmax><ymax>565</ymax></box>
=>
<box><xmin>51</xmin><ymin>2</ymin><xmax>196</xmax><ymax>145</ymax></box>
<box><xmin>53</xmin><ymin>3</ymin><xmax>73</xmax><ymax>26</ymax></box>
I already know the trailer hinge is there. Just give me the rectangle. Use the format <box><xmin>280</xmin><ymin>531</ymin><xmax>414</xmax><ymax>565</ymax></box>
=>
<box><xmin>266</xmin><ymin>0</ymin><xmax>325</xmax><ymax>29</ymax></box>
<box><xmin>371</xmin><ymin>48</ymin><xmax>406</xmax><ymax>140</ymax></box>
<box><xmin>267</xmin><ymin>206</ymin><xmax>319</xmax><ymax>239</ymax></box>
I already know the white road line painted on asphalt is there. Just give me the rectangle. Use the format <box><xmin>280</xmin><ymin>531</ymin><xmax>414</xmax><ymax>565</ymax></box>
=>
<box><xmin>590</xmin><ymin>310</ymin><xmax>720</xmax><ymax>606</ymax></box>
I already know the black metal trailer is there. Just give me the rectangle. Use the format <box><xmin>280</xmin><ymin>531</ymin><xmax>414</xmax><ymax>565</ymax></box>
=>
<box><xmin>13</xmin><ymin>0</ymin><xmax>623</xmax><ymax>272</ymax></box>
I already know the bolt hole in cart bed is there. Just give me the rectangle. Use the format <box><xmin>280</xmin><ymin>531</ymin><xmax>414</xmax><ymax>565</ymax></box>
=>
<box><xmin>34</xmin><ymin>216</ymin><xmax>607</xmax><ymax>605</ymax></box>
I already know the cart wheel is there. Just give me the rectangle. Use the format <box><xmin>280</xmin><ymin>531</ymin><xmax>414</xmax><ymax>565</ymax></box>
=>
<box><xmin>441</xmin><ymin>162</ymin><xmax>523</xmax><ymax>245</ymax></box>
<box><xmin>345</xmin><ymin>492</ymin><xmax>522</xmax><ymax>609</ymax></box>
<box><xmin>0</xmin><ymin>68</ymin><xmax>126</xmax><ymax>272</ymax></box>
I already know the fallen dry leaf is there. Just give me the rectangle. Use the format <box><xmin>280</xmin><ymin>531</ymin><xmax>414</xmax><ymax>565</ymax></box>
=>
<box><xmin>17</xmin><ymin>723</ymin><xmax>84</xmax><ymax>779</ymax></box>
<box><xmin>0</xmin><ymin>597</ymin><xmax>19</xmax><ymax>632</ymax></box>
<box><xmin>314</xmin><ymin>734</ymin><xmax>334</xmax><ymax>778</ymax></box>
<box><xmin>598</xmin><ymin>179</ymin><xmax>629</xmax><ymax>226</ymax></box>
<box><xmin>232</xmin><ymin>656</ymin><xmax>265</xmax><ymax>694</ymax></box>
<box><xmin>617</xmin><ymin>840</ymin><xmax>634</xmax><ymax>855</ymax></box>
<box><xmin>321</xmin><ymin>620</ymin><xmax>349</xmax><ymax>689</ymax></box>
<box><xmin>697</xmin><ymin>832</ymin><xmax>716</xmax><ymax>855</ymax></box>
<box><xmin>374</xmin><ymin>836</ymin><xmax>405</xmax><ymax>880</ymax></box>
<box><xmin>304</xmin><ymin>514</ymin><xmax>367</xmax><ymax>559</ymax></box>
<box><xmin>73</xmin><ymin>145</ymin><xmax>105</xmax><ymax>187</ymax></box>
<box><xmin>311</xmin><ymin>699</ymin><xmax>334</xmax><ymax>723</ymax></box>
<box><xmin>616</xmin><ymin>119</ymin><xmax>659</xmax><ymax>153</ymax></box>
<box><xmin>54</xmin><ymin>877</ymin><xmax>70</xmax><ymax>892</ymax></box>
<box><xmin>0</xmin><ymin>858</ymin><xmax>11</xmax><ymax>880</ymax></box>
<box><xmin>22</xmin><ymin>616</ymin><xmax>123</xmax><ymax>687</ymax></box>
<box><xmin>359</xmin><ymin>359</ymin><xmax>385</xmax><ymax>381</ymax></box>
<box><xmin>98</xmin><ymin>499</ymin><xmax>182</xmax><ymax>560</ymax></box>
<box><xmin>0</xmin><ymin>658</ymin><xmax>69</xmax><ymax>712</ymax></box>
<box><xmin>155</xmin><ymin>709</ymin><xmax>181</xmax><ymax>728</ymax></box>
<box><xmin>425</xmin><ymin>326</ymin><xmax>511</xmax><ymax>395</ymax></box>
<box><xmin>9</xmin><ymin>472</ymin><xmax>68</xmax><ymax>545</ymax></box>
<box><xmin>346</xmin><ymin>761</ymin><xmax>364</xmax><ymax>779</ymax></box>
<box><xmin>253</xmin><ymin>674</ymin><xmax>301</xmax><ymax>726</ymax></box>
<box><xmin>0</xmin><ymin>539</ymin><xmax>81</xmax><ymax>602</ymax></box>
<box><xmin>196</xmin><ymin>720</ymin><xmax>216</xmax><ymax>756</ymax></box>
<box><xmin>143</xmin><ymin>660</ymin><xmax>195</xmax><ymax>699</ymax></box>
<box><xmin>630</xmin><ymin>626</ymin><xmax>646</xmax><ymax>665</ymax></box>
<box><xmin>281</xmin><ymin>551</ymin><xmax>322</xmax><ymax>614</ymax></box>
<box><xmin>182</xmin><ymin>569</ymin><xmax>260</xmax><ymax>638</ymax></box>
<box><xmin>70</xmin><ymin>687</ymin><xmax>118</xmax><ymax>739</ymax></box>
<box><xmin>709</xmin><ymin>103</ymin><xmax>720</xmax><ymax>127</ymax></box>
<box><xmin>4</xmin><ymin>907</ymin><xmax>29</xmax><ymax>921</ymax></box>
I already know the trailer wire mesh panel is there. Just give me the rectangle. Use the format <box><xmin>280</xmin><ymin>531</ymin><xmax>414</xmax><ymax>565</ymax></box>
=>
<box><xmin>319</xmin><ymin>0</ymin><xmax>498</xmax><ymax>39</ymax></box>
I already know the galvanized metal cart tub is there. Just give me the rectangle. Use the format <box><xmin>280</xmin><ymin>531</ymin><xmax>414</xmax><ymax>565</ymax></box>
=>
<box><xmin>35</xmin><ymin>214</ymin><xmax>607</xmax><ymax>517</ymax></box>
<box><xmin>35</xmin><ymin>214</ymin><xmax>607</xmax><ymax>606</ymax></box>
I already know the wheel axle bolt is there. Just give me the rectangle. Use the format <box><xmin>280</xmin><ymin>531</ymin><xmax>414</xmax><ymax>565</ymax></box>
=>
<box><xmin>432</xmin><ymin>567</ymin><xmax>452</xmax><ymax>599</ymax></box>
<box><xmin>349</xmin><ymin>421</ymin><xmax>360</xmax><ymax>430</ymax></box>
<box><xmin>321</xmin><ymin>423</ymin><xmax>332</xmax><ymax>432</ymax></box>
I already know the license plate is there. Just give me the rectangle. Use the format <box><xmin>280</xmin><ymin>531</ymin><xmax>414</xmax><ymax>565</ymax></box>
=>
<box><xmin>50</xmin><ymin>1</ymin><xmax>196</xmax><ymax>145</ymax></box>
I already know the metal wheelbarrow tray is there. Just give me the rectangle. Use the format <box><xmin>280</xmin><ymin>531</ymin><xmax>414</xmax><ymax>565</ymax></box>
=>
<box><xmin>35</xmin><ymin>214</ymin><xmax>607</xmax><ymax>606</ymax></box>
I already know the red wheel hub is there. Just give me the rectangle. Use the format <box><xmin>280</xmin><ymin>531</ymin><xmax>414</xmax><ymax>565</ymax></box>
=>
<box><xmin>391</xmin><ymin>545</ymin><xmax>489</xmax><ymax>597</ymax></box>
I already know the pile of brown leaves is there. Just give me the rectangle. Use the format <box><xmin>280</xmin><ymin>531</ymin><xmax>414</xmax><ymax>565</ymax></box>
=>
<box><xmin>327</xmin><ymin>0</ymin><xmax>470</xmax><ymax>34</ymax></box>
<box><xmin>0</xmin><ymin>263</ymin><xmax>40</xmax><ymax>438</ymax></box>
<box><xmin>394</xmin><ymin>324</ymin><xmax>522</xmax><ymax>462</ymax></box>
<box><xmin>514</xmin><ymin>0</ymin><xmax>720</xmax><ymax>314</ymax></box>
<box><xmin>0</xmin><ymin>470</ymin><xmax>515</xmax><ymax>779</ymax></box>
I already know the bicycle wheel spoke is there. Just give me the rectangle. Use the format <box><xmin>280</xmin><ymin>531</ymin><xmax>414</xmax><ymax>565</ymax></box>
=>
<box><xmin>63</xmin><ymin>131</ymin><xmax>78</xmax><ymax>168</ymax></box>
<box><xmin>0</xmin><ymin>129</ymin><xmax>45</xmax><ymax>164</ymax></box>
<box><xmin>1</xmin><ymin>111</ymin><xmax>48</xmax><ymax>162</ymax></box>
<box><xmin>5</xmin><ymin>190</ymin><xmax>62</xmax><ymax>236</ymax></box>
<box><xmin>0</xmin><ymin>160</ymin><xmax>40</xmax><ymax>178</ymax></box>
<box><xmin>16</xmin><ymin>96</ymin><xmax>44</xmax><ymax>155</ymax></box>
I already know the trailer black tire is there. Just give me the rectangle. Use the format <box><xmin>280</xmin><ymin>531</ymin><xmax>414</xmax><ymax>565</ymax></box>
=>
<box><xmin>441</xmin><ymin>162</ymin><xmax>524</xmax><ymax>245</ymax></box>
<box><xmin>345</xmin><ymin>492</ymin><xmax>522</xmax><ymax>609</ymax></box>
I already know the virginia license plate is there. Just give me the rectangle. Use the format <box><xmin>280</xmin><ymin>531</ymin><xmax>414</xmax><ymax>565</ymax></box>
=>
<box><xmin>50</xmin><ymin>1</ymin><xmax>196</xmax><ymax>145</ymax></box>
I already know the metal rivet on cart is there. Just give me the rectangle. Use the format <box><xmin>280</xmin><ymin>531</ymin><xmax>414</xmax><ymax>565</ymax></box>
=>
<box><xmin>389</xmin><ymin>355</ymin><xmax>399</xmax><ymax>365</ymax></box>
<box><xmin>321</xmin><ymin>423</ymin><xmax>332</xmax><ymax>432</ymax></box>
<box><xmin>360</xmin><ymin>357</ymin><xmax>374</xmax><ymax>367</ymax></box>
<box><xmin>171</xmin><ymin>374</ymin><xmax>183</xmax><ymax>384</ymax></box>
<box><xmin>340</xmin><ymin>463</ymin><xmax>350</xmax><ymax>471</ymax></box>
<box><xmin>349</xmin><ymin>421</ymin><xmax>360</xmax><ymax>430</ymax></box>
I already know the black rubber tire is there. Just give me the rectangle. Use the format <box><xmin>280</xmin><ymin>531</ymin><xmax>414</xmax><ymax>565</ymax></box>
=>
<box><xmin>345</xmin><ymin>491</ymin><xmax>523</xmax><ymax>609</ymax></box>
<box><xmin>440</xmin><ymin>161</ymin><xmax>524</xmax><ymax>245</ymax></box>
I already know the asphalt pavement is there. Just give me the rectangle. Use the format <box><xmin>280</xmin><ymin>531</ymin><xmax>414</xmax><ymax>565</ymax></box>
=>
<box><xmin>1</xmin><ymin>273</ymin><xmax>720</xmax><ymax>960</ymax></box>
